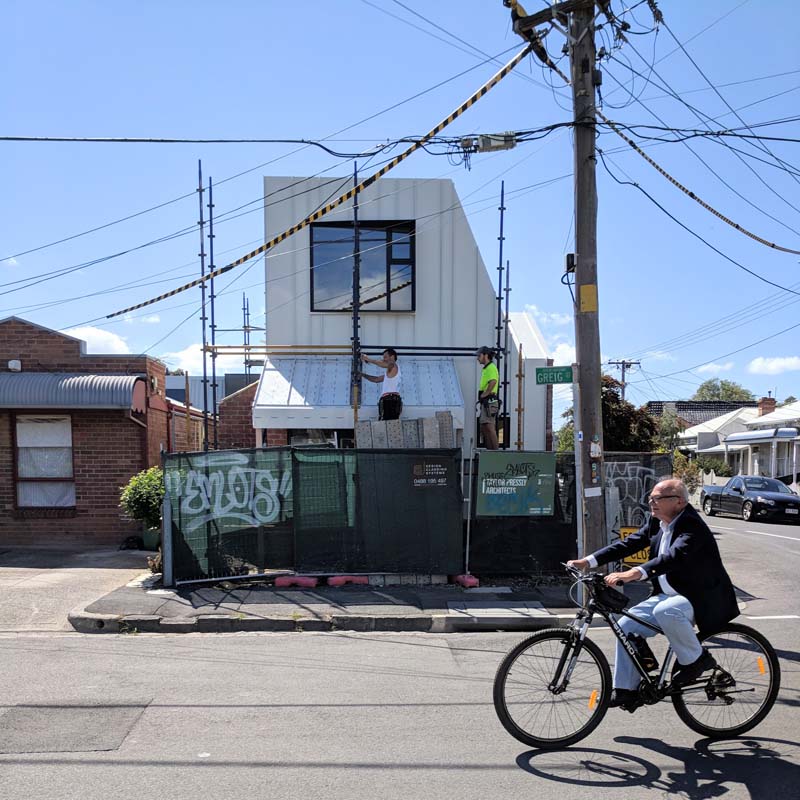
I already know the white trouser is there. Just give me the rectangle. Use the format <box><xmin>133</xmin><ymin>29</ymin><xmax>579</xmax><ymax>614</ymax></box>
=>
<box><xmin>614</xmin><ymin>593</ymin><xmax>703</xmax><ymax>690</ymax></box>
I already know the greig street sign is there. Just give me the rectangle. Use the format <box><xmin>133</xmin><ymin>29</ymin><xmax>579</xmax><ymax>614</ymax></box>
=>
<box><xmin>535</xmin><ymin>365</ymin><xmax>574</xmax><ymax>385</ymax></box>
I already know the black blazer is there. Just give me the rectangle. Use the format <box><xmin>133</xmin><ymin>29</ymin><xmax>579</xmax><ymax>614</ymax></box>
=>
<box><xmin>593</xmin><ymin>504</ymin><xmax>739</xmax><ymax>634</ymax></box>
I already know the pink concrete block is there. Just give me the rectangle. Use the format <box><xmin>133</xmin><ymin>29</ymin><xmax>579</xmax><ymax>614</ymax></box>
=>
<box><xmin>327</xmin><ymin>575</ymin><xmax>370</xmax><ymax>587</ymax></box>
<box><xmin>453</xmin><ymin>574</ymin><xmax>480</xmax><ymax>588</ymax></box>
<box><xmin>275</xmin><ymin>576</ymin><xmax>318</xmax><ymax>588</ymax></box>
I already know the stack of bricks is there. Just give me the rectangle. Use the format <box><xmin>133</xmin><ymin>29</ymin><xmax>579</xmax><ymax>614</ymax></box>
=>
<box><xmin>354</xmin><ymin>411</ymin><xmax>456</xmax><ymax>450</ymax></box>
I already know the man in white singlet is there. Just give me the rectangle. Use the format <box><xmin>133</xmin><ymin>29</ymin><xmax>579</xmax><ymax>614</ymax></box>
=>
<box><xmin>361</xmin><ymin>348</ymin><xmax>402</xmax><ymax>420</ymax></box>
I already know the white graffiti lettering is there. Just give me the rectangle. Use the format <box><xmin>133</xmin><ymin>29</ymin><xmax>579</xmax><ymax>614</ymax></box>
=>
<box><xmin>168</xmin><ymin>453</ymin><xmax>292</xmax><ymax>532</ymax></box>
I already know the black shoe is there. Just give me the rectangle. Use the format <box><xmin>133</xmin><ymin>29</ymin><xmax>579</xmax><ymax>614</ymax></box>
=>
<box><xmin>609</xmin><ymin>688</ymin><xmax>639</xmax><ymax>709</ymax></box>
<box><xmin>672</xmin><ymin>648</ymin><xmax>716</xmax><ymax>687</ymax></box>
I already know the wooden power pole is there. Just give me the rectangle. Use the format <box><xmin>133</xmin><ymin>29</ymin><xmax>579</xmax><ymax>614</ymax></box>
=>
<box><xmin>570</xmin><ymin>1</ymin><xmax>607</xmax><ymax>557</ymax></box>
<box><xmin>509</xmin><ymin>0</ymin><xmax>607</xmax><ymax>557</ymax></box>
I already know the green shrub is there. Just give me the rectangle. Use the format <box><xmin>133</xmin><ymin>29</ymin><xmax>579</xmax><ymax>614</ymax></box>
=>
<box><xmin>120</xmin><ymin>466</ymin><xmax>165</xmax><ymax>530</ymax></box>
<box><xmin>672</xmin><ymin>450</ymin><xmax>702</xmax><ymax>493</ymax></box>
<box><xmin>696</xmin><ymin>456</ymin><xmax>733</xmax><ymax>477</ymax></box>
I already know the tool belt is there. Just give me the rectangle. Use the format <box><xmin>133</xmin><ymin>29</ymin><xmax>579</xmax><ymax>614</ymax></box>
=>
<box><xmin>479</xmin><ymin>394</ymin><xmax>501</xmax><ymax>417</ymax></box>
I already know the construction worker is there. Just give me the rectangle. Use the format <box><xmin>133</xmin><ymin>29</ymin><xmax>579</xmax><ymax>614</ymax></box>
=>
<box><xmin>476</xmin><ymin>346</ymin><xmax>499</xmax><ymax>449</ymax></box>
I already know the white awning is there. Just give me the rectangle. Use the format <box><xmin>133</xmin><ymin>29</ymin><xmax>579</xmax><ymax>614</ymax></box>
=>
<box><xmin>697</xmin><ymin>443</ymin><xmax>748</xmax><ymax>454</ymax></box>
<box><xmin>252</xmin><ymin>356</ymin><xmax>465</xmax><ymax>429</ymax></box>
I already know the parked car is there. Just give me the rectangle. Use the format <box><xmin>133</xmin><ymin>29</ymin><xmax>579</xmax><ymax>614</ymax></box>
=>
<box><xmin>701</xmin><ymin>475</ymin><xmax>800</xmax><ymax>523</ymax></box>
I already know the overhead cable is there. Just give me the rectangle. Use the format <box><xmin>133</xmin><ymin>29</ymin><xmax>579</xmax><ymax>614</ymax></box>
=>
<box><xmin>105</xmin><ymin>44</ymin><xmax>533</xmax><ymax>319</ymax></box>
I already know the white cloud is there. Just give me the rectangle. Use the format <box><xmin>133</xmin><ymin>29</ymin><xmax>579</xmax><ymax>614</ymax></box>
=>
<box><xmin>61</xmin><ymin>326</ymin><xmax>130</xmax><ymax>354</ymax></box>
<box><xmin>747</xmin><ymin>356</ymin><xmax>800</xmax><ymax>375</ymax></box>
<box><xmin>550</xmin><ymin>342</ymin><xmax>576</xmax><ymax>364</ymax></box>
<box><xmin>525</xmin><ymin>304</ymin><xmax>572</xmax><ymax>327</ymax></box>
<box><xmin>3</xmin><ymin>257</ymin><xmax>18</xmax><ymax>267</ymax></box>
<box><xmin>696</xmin><ymin>361</ymin><xmax>734</xmax><ymax>375</ymax></box>
<box><xmin>124</xmin><ymin>313</ymin><xmax>161</xmax><ymax>325</ymax></box>
<box><xmin>159</xmin><ymin>343</ymin><xmax>243</xmax><ymax>375</ymax></box>
<box><xmin>645</xmin><ymin>350</ymin><xmax>676</xmax><ymax>362</ymax></box>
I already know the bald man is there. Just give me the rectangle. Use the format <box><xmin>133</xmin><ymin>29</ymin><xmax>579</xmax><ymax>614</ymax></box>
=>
<box><xmin>568</xmin><ymin>477</ymin><xmax>739</xmax><ymax>710</ymax></box>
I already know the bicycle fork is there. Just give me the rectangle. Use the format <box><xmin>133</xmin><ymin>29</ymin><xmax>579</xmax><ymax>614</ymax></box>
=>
<box><xmin>548</xmin><ymin>611</ymin><xmax>593</xmax><ymax>694</ymax></box>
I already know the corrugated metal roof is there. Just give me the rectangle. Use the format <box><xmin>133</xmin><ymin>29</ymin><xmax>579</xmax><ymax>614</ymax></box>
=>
<box><xmin>0</xmin><ymin>373</ymin><xmax>145</xmax><ymax>409</ymax></box>
<box><xmin>725</xmin><ymin>427</ymin><xmax>798</xmax><ymax>443</ymax></box>
<box><xmin>677</xmin><ymin>407</ymin><xmax>759</xmax><ymax>437</ymax></box>
<box><xmin>253</xmin><ymin>356</ymin><xmax>464</xmax><ymax>429</ymax></box>
<box><xmin>697</xmin><ymin>443</ymin><xmax>748</xmax><ymax>454</ymax></box>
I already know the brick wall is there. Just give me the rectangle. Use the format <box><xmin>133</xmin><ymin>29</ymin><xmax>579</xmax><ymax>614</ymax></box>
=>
<box><xmin>218</xmin><ymin>382</ymin><xmax>259</xmax><ymax>449</ymax></box>
<box><xmin>0</xmin><ymin>410</ymin><xmax>146</xmax><ymax>546</ymax></box>
<box><xmin>265</xmin><ymin>429</ymin><xmax>288</xmax><ymax>447</ymax></box>
<box><xmin>167</xmin><ymin>408</ymin><xmax>204</xmax><ymax>453</ymax></box>
<box><xmin>0</xmin><ymin>317</ymin><xmax>173</xmax><ymax>545</ymax></box>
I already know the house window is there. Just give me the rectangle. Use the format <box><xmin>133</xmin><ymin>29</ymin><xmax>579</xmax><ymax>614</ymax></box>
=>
<box><xmin>15</xmin><ymin>415</ymin><xmax>76</xmax><ymax>507</ymax></box>
<box><xmin>310</xmin><ymin>221</ymin><xmax>415</xmax><ymax>312</ymax></box>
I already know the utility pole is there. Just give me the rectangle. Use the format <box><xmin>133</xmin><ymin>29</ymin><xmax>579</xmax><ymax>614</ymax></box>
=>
<box><xmin>608</xmin><ymin>359</ymin><xmax>640</xmax><ymax>401</ymax></box>
<box><xmin>570</xmin><ymin>1</ymin><xmax>606</xmax><ymax>556</ymax></box>
<box><xmin>509</xmin><ymin>0</ymin><xmax>607</xmax><ymax>556</ymax></box>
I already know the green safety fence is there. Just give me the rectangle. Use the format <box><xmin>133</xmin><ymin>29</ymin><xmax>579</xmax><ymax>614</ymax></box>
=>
<box><xmin>163</xmin><ymin>447</ymin><xmax>463</xmax><ymax>584</ymax></box>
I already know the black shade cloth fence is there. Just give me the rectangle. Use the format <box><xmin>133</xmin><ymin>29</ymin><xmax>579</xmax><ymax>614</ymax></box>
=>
<box><xmin>163</xmin><ymin>447</ymin><xmax>463</xmax><ymax>584</ymax></box>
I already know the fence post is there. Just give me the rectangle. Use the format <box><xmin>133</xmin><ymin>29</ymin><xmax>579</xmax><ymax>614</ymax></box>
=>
<box><xmin>464</xmin><ymin>439</ymin><xmax>475</xmax><ymax>576</ymax></box>
<box><xmin>162</xmin><ymin>472</ymin><xmax>174</xmax><ymax>587</ymax></box>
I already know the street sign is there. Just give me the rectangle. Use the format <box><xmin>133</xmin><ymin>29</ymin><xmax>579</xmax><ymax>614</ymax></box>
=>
<box><xmin>535</xmin><ymin>365</ymin><xmax>573</xmax><ymax>385</ymax></box>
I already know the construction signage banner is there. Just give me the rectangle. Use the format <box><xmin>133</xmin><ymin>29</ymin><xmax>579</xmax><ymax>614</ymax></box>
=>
<box><xmin>620</xmin><ymin>526</ymin><xmax>649</xmax><ymax>566</ymax></box>
<box><xmin>476</xmin><ymin>452</ymin><xmax>557</xmax><ymax>517</ymax></box>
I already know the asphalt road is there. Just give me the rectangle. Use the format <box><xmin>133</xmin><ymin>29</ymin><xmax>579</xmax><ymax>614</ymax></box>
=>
<box><xmin>0</xmin><ymin>521</ymin><xmax>797</xmax><ymax>800</ymax></box>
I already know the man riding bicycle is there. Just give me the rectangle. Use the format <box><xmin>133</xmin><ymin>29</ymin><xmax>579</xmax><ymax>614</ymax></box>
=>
<box><xmin>568</xmin><ymin>477</ymin><xmax>739</xmax><ymax>710</ymax></box>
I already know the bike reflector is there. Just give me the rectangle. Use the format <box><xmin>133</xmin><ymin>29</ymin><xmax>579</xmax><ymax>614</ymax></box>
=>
<box><xmin>589</xmin><ymin>690</ymin><xmax>598</xmax><ymax>710</ymax></box>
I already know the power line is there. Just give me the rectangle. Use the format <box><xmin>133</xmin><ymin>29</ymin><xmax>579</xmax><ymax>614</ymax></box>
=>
<box><xmin>105</xmin><ymin>44</ymin><xmax>534</xmax><ymax>320</ymax></box>
<box><xmin>601</xmin><ymin>62</ymin><xmax>800</xmax><ymax>237</ymax></box>
<box><xmin>609</xmin><ymin>48</ymin><xmax>800</xmax><ymax>198</ymax></box>
<box><xmin>628</xmin><ymin>319</ymin><xmax>800</xmax><ymax>385</ymax></box>
<box><xmin>596</xmin><ymin>110</ymin><xmax>800</xmax><ymax>255</ymax></box>
<box><xmin>2</xmin><ymin>43</ymin><xmax>522</xmax><ymax>263</ymax></box>
<box><xmin>597</xmin><ymin>150</ymin><xmax>800</xmax><ymax>296</ymax></box>
<box><xmin>660</xmin><ymin>17</ymin><xmax>800</xmax><ymax>189</ymax></box>
<box><xmin>638</xmin><ymin>67</ymin><xmax>800</xmax><ymax>104</ymax></box>
<box><xmin>523</xmin><ymin>17</ymin><xmax>800</xmax><ymax>257</ymax></box>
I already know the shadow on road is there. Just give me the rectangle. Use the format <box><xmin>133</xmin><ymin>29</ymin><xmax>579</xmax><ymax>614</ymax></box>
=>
<box><xmin>515</xmin><ymin>736</ymin><xmax>800</xmax><ymax>798</ymax></box>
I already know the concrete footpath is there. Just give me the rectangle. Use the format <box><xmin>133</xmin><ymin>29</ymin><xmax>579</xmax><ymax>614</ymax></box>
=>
<box><xmin>68</xmin><ymin>574</ymin><xmax>595</xmax><ymax>634</ymax></box>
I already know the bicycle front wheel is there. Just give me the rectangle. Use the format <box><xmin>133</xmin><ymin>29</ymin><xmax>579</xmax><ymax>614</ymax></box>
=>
<box><xmin>672</xmin><ymin>623</ymin><xmax>781</xmax><ymax>738</ymax></box>
<box><xmin>493</xmin><ymin>628</ymin><xmax>611</xmax><ymax>749</ymax></box>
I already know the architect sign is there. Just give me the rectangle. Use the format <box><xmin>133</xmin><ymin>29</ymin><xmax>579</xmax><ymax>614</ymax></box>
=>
<box><xmin>535</xmin><ymin>366</ymin><xmax>574</xmax><ymax>385</ymax></box>
<box><xmin>476</xmin><ymin>451</ymin><xmax>557</xmax><ymax>517</ymax></box>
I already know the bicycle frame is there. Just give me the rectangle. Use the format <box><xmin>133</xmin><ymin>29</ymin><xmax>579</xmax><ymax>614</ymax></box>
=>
<box><xmin>556</xmin><ymin>597</ymin><xmax>679</xmax><ymax>699</ymax></box>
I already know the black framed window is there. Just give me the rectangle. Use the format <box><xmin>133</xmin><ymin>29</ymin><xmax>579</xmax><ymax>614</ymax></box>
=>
<box><xmin>310</xmin><ymin>221</ymin><xmax>415</xmax><ymax>312</ymax></box>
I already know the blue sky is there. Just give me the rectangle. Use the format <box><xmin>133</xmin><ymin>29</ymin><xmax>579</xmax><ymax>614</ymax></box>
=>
<box><xmin>3</xmin><ymin>0</ymin><xmax>799</xmax><ymax>420</ymax></box>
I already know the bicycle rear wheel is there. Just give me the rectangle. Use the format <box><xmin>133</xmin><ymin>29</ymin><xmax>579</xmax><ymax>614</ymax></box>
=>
<box><xmin>672</xmin><ymin>623</ymin><xmax>780</xmax><ymax>738</ymax></box>
<box><xmin>493</xmin><ymin>628</ymin><xmax>611</xmax><ymax>749</ymax></box>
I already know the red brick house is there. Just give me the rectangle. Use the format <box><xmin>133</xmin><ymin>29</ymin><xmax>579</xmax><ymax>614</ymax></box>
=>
<box><xmin>0</xmin><ymin>317</ymin><xmax>201</xmax><ymax>546</ymax></box>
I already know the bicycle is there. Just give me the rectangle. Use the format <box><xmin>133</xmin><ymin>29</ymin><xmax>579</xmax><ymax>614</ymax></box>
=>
<box><xmin>493</xmin><ymin>564</ymin><xmax>781</xmax><ymax>749</ymax></box>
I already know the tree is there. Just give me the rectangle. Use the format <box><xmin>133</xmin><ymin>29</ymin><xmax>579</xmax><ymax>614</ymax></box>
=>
<box><xmin>691</xmin><ymin>379</ymin><xmax>755</xmax><ymax>402</ymax></box>
<box><xmin>656</xmin><ymin>409</ymin><xmax>683</xmax><ymax>452</ymax></box>
<box><xmin>672</xmin><ymin>450</ymin><xmax>702</xmax><ymax>493</ymax></box>
<box><xmin>558</xmin><ymin>375</ymin><xmax>659</xmax><ymax>452</ymax></box>
<box><xmin>555</xmin><ymin>421</ymin><xmax>575</xmax><ymax>452</ymax></box>
<box><xmin>780</xmin><ymin>395</ymin><xmax>797</xmax><ymax>406</ymax></box>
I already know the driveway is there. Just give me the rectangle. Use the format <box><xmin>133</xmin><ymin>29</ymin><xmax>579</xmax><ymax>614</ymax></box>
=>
<box><xmin>0</xmin><ymin>546</ymin><xmax>151</xmax><ymax>632</ymax></box>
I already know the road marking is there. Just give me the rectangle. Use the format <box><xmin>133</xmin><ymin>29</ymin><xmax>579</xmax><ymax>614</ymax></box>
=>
<box><xmin>744</xmin><ymin>615</ymin><xmax>800</xmax><ymax>620</ymax></box>
<box><xmin>744</xmin><ymin>529</ymin><xmax>800</xmax><ymax>542</ymax></box>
